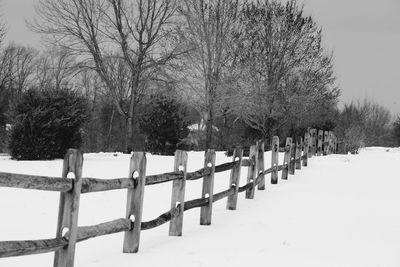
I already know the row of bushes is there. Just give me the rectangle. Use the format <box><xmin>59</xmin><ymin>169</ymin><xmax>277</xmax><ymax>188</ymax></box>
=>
<box><xmin>6</xmin><ymin>88</ymin><xmax>190</xmax><ymax>160</ymax></box>
<box><xmin>5</xmin><ymin>88</ymin><xmax>400</xmax><ymax>160</ymax></box>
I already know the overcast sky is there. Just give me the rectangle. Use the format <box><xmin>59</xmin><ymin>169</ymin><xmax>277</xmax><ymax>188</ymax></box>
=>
<box><xmin>2</xmin><ymin>0</ymin><xmax>400</xmax><ymax>114</ymax></box>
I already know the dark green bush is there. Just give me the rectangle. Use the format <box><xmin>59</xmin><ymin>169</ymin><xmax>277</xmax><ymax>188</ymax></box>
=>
<box><xmin>140</xmin><ymin>93</ymin><xmax>190</xmax><ymax>155</ymax></box>
<box><xmin>9</xmin><ymin>88</ymin><xmax>89</xmax><ymax>160</ymax></box>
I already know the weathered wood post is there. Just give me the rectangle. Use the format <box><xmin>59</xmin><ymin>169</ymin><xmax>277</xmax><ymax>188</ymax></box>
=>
<box><xmin>200</xmin><ymin>149</ymin><xmax>216</xmax><ymax>225</ymax></box>
<box><xmin>54</xmin><ymin>149</ymin><xmax>83</xmax><ymax>267</ymax></box>
<box><xmin>333</xmin><ymin>135</ymin><xmax>337</xmax><ymax>154</ymax></box>
<box><xmin>289</xmin><ymin>139</ymin><xmax>296</xmax><ymax>175</ymax></box>
<box><xmin>281</xmin><ymin>137</ymin><xmax>292</xmax><ymax>180</ymax></box>
<box><xmin>169</xmin><ymin>150</ymin><xmax>188</xmax><ymax>236</ymax></box>
<box><xmin>246</xmin><ymin>145</ymin><xmax>258</xmax><ymax>199</ymax></box>
<box><xmin>328</xmin><ymin>131</ymin><xmax>333</xmax><ymax>154</ymax></box>
<box><xmin>227</xmin><ymin>147</ymin><xmax>243</xmax><ymax>210</ymax></box>
<box><xmin>323</xmin><ymin>131</ymin><xmax>329</xmax><ymax>156</ymax></box>
<box><xmin>271</xmin><ymin>136</ymin><xmax>279</xmax><ymax>184</ymax></box>
<box><xmin>311</xmin><ymin>129</ymin><xmax>317</xmax><ymax>156</ymax></box>
<box><xmin>332</xmin><ymin>132</ymin><xmax>336</xmax><ymax>154</ymax></box>
<box><xmin>308</xmin><ymin>129</ymin><xmax>313</xmax><ymax>158</ymax></box>
<box><xmin>257</xmin><ymin>141</ymin><xmax>266</xmax><ymax>190</ymax></box>
<box><xmin>303</xmin><ymin>132</ymin><xmax>309</xmax><ymax>167</ymax></box>
<box><xmin>295</xmin><ymin>137</ymin><xmax>302</xmax><ymax>170</ymax></box>
<box><xmin>317</xmin><ymin>130</ymin><xmax>323</xmax><ymax>156</ymax></box>
<box><xmin>123</xmin><ymin>152</ymin><xmax>146</xmax><ymax>253</ymax></box>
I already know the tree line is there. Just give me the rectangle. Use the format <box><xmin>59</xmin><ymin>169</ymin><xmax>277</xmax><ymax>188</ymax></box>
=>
<box><xmin>0</xmin><ymin>0</ymin><xmax>397</xmax><ymax>157</ymax></box>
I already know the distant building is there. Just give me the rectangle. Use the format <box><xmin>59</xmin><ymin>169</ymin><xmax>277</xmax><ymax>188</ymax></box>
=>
<box><xmin>188</xmin><ymin>119</ymin><xmax>219</xmax><ymax>132</ymax></box>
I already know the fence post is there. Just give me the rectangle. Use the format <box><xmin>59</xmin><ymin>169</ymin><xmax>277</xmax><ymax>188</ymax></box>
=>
<box><xmin>281</xmin><ymin>137</ymin><xmax>292</xmax><ymax>180</ymax></box>
<box><xmin>257</xmin><ymin>141</ymin><xmax>266</xmax><ymax>190</ymax></box>
<box><xmin>289</xmin><ymin>140</ymin><xmax>296</xmax><ymax>175</ymax></box>
<box><xmin>169</xmin><ymin>150</ymin><xmax>188</xmax><ymax>236</ymax></box>
<box><xmin>308</xmin><ymin>129</ymin><xmax>313</xmax><ymax>158</ymax></box>
<box><xmin>54</xmin><ymin>149</ymin><xmax>83</xmax><ymax>267</ymax></box>
<box><xmin>328</xmin><ymin>131</ymin><xmax>333</xmax><ymax>154</ymax></box>
<box><xmin>332</xmin><ymin>132</ymin><xmax>336</xmax><ymax>154</ymax></box>
<box><xmin>333</xmin><ymin>135</ymin><xmax>337</xmax><ymax>154</ymax></box>
<box><xmin>295</xmin><ymin>137</ymin><xmax>302</xmax><ymax>170</ymax></box>
<box><xmin>312</xmin><ymin>129</ymin><xmax>318</xmax><ymax>156</ymax></box>
<box><xmin>246</xmin><ymin>144</ymin><xmax>258</xmax><ymax>199</ymax></box>
<box><xmin>200</xmin><ymin>149</ymin><xmax>216</xmax><ymax>225</ymax></box>
<box><xmin>323</xmin><ymin>131</ymin><xmax>329</xmax><ymax>156</ymax></box>
<box><xmin>317</xmin><ymin>130</ymin><xmax>323</xmax><ymax>156</ymax></box>
<box><xmin>227</xmin><ymin>147</ymin><xmax>243</xmax><ymax>210</ymax></box>
<box><xmin>303</xmin><ymin>132</ymin><xmax>309</xmax><ymax>167</ymax></box>
<box><xmin>123</xmin><ymin>152</ymin><xmax>146</xmax><ymax>253</ymax></box>
<box><xmin>271</xmin><ymin>136</ymin><xmax>279</xmax><ymax>184</ymax></box>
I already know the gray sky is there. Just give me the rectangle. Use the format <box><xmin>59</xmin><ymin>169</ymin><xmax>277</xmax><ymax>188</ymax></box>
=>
<box><xmin>2</xmin><ymin>0</ymin><xmax>400</xmax><ymax>114</ymax></box>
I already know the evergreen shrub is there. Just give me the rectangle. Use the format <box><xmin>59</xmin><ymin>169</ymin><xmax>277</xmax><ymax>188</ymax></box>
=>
<box><xmin>9</xmin><ymin>88</ymin><xmax>88</xmax><ymax>160</ymax></box>
<box><xmin>140</xmin><ymin>93</ymin><xmax>189</xmax><ymax>155</ymax></box>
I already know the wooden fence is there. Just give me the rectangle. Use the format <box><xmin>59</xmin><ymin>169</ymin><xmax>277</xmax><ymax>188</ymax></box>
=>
<box><xmin>0</xmin><ymin>129</ymin><xmax>337</xmax><ymax>267</ymax></box>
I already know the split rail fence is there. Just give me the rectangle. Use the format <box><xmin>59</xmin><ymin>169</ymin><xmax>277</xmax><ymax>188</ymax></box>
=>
<box><xmin>0</xmin><ymin>129</ymin><xmax>338</xmax><ymax>267</ymax></box>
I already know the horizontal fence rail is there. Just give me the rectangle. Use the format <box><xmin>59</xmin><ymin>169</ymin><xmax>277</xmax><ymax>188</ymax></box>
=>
<box><xmin>0</xmin><ymin>129</ymin><xmax>338</xmax><ymax>267</ymax></box>
<box><xmin>0</xmin><ymin>161</ymin><xmax>242</xmax><ymax>193</ymax></box>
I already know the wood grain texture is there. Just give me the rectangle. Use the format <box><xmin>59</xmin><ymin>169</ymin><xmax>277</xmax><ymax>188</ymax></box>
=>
<box><xmin>245</xmin><ymin>145</ymin><xmax>258</xmax><ymax>199</ymax></box>
<box><xmin>71</xmin><ymin>218</ymin><xmax>131</xmax><ymax>242</ymax></box>
<box><xmin>169</xmin><ymin>150</ymin><xmax>188</xmax><ymax>236</ymax></box>
<box><xmin>310</xmin><ymin>128</ymin><xmax>317</xmax><ymax>157</ymax></box>
<box><xmin>295</xmin><ymin>137</ymin><xmax>302</xmax><ymax>170</ymax></box>
<box><xmin>303</xmin><ymin>132</ymin><xmax>309</xmax><ymax>167</ymax></box>
<box><xmin>200</xmin><ymin>150</ymin><xmax>216</xmax><ymax>225</ymax></box>
<box><xmin>142</xmin><ymin>206</ymin><xmax>181</xmax><ymax>231</ymax></box>
<box><xmin>227</xmin><ymin>147</ymin><xmax>243</xmax><ymax>210</ymax></box>
<box><xmin>331</xmin><ymin>134</ymin><xmax>335</xmax><ymax>154</ymax></box>
<box><xmin>54</xmin><ymin>149</ymin><xmax>83</xmax><ymax>267</ymax></box>
<box><xmin>289</xmin><ymin>141</ymin><xmax>296</xmax><ymax>175</ymax></box>
<box><xmin>0</xmin><ymin>160</ymin><xmax>239</xmax><ymax>194</ymax></box>
<box><xmin>271</xmin><ymin>136</ymin><xmax>279</xmax><ymax>184</ymax></box>
<box><xmin>323</xmin><ymin>131</ymin><xmax>329</xmax><ymax>156</ymax></box>
<box><xmin>213</xmin><ymin>187</ymin><xmax>235</xmax><ymax>202</ymax></box>
<box><xmin>0</xmin><ymin>238</ymin><xmax>68</xmax><ymax>258</ymax></box>
<box><xmin>0</xmin><ymin>173</ymin><xmax>72</xmax><ymax>192</ymax></box>
<box><xmin>186</xmin><ymin>160</ymin><xmax>238</xmax><ymax>181</ymax></box>
<box><xmin>328</xmin><ymin>131</ymin><xmax>333</xmax><ymax>154</ymax></box>
<box><xmin>1</xmin><ymin>219</ymin><xmax>132</xmax><ymax>258</ymax></box>
<box><xmin>281</xmin><ymin>137</ymin><xmax>292</xmax><ymax>180</ymax></box>
<box><xmin>257</xmin><ymin>142</ymin><xmax>266</xmax><ymax>190</ymax></box>
<box><xmin>317</xmin><ymin>130</ymin><xmax>323</xmax><ymax>156</ymax></box>
<box><xmin>123</xmin><ymin>152</ymin><xmax>146</xmax><ymax>253</ymax></box>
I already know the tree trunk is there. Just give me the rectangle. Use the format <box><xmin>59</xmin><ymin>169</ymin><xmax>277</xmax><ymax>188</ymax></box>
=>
<box><xmin>126</xmin><ymin>116</ymin><xmax>134</xmax><ymax>154</ymax></box>
<box><xmin>105</xmin><ymin>107</ymin><xmax>115</xmax><ymax>151</ymax></box>
<box><xmin>205</xmin><ymin>107</ymin><xmax>214</xmax><ymax>150</ymax></box>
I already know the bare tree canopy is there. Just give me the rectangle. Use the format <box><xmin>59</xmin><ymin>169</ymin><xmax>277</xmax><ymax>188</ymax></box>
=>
<box><xmin>34</xmin><ymin>46</ymin><xmax>79</xmax><ymax>90</ymax></box>
<box><xmin>0</xmin><ymin>21</ymin><xmax>5</xmax><ymax>48</ymax></box>
<box><xmin>229</xmin><ymin>0</ymin><xmax>339</xmax><ymax>139</ymax></box>
<box><xmin>175</xmin><ymin>0</ymin><xmax>240</xmax><ymax>149</ymax></box>
<box><xmin>31</xmin><ymin>0</ymin><xmax>182</xmax><ymax>152</ymax></box>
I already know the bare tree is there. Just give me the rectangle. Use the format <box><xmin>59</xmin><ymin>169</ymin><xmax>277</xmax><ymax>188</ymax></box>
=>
<box><xmin>360</xmin><ymin>100</ymin><xmax>392</xmax><ymax>145</ymax></box>
<box><xmin>175</xmin><ymin>0</ymin><xmax>239</xmax><ymax>149</ymax></box>
<box><xmin>230</xmin><ymin>0</ymin><xmax>339</xmax><ymax>140</ymax></box>
<box><xmin>34</xmin><ymin>46</ymin><xmax>79</xmax><ymax>90</ymax></box>
<box><xmin>5</xmin><ymin>44</ymin><xmax>37</xmax><ymax>97</ymax></box>
<box><xmin>0</xmin><ymin>3</ymin><xmax>8</xmax><ymax>88</ymax></box>
<box><xmin>32</xmin><ymin>0</ymin><xmax>181</xmax><ymax>152</ymax></box>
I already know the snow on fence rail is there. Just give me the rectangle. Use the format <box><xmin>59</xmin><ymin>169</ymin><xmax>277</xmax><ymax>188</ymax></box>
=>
<box><xmin>0</xmin><ymin>129</ymin><xmax>338</xmax><ymax>267</ymax></box>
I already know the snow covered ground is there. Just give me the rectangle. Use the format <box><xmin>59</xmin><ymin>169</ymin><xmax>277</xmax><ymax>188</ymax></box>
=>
<box><xmin>1</xmin><ymin>147</ymin><xmax>400</xmax><ymax>267</ymax></box>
